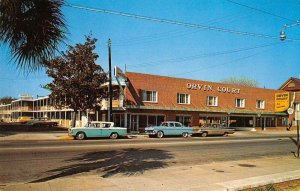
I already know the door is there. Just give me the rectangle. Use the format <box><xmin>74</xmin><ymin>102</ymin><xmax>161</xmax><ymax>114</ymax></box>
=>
<box><xmin>131</xmin><ymin>115</ymin><xmax>139</xmax><ymax>132</ymax></box>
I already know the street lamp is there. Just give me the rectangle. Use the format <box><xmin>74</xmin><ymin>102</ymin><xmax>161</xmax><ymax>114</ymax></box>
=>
<box><xmin>280</xmin><ymin>20</ymin><xmax>300</xmax><ymax>41</ymax></box>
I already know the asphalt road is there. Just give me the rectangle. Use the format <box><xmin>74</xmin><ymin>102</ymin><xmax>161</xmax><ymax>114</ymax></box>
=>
<box><xmin>0</xmin><ymin>135</ymin><xmax>296</xmax><ymax>185</ymax></box>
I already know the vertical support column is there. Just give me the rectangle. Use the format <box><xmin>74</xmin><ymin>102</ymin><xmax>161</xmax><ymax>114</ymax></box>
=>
<box><xmin>297</xmin><ymin>119</ymin><xmax>299</xmax><ymax>158</ymax></box>
<box><xmin>263</xmin><ymin>117</ymin><xmax>266</xmax><ymax>130</ymax></box>
<box><xmin>124</xmin><ymin>113</ymin><xmax>128</xmax><ymax>128</ymax></box>
<box><xmin>227</xmin><ymin>113</ymin><xmax>231</xmax><ymax>128</ymax></box>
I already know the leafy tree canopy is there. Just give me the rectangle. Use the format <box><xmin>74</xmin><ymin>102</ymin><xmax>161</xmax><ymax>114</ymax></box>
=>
<box><xmin>0</xmin><ymin>96</ymin><xmax>16</xmax><ymax>105</ymax></box>
<box><xmin>221</xmin><ymin>76</ymin><xmax>259</xmax><ymax>87</ymax></box>
<box><xmin>0</xmin><ymin>0</ymin><xmax>66</xmax><ymax>71</ymax></box>
<box><xmin>43</xmin><ymin>36</ymin><xmax>107</xmax><ymax>113</ymax></box>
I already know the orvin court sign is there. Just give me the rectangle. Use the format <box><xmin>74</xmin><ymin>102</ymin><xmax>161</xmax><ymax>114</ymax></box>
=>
<box><xmin>186</xmin><ymin>83</ymin><xmax>240</xmax><ymax>94</ymax></box>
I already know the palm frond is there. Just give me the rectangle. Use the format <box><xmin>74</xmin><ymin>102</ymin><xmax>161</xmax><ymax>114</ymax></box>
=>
<box><xmin>0</xmin><ymin>0</ymin><xmax>66</xmax><ymax>72</ymax></box>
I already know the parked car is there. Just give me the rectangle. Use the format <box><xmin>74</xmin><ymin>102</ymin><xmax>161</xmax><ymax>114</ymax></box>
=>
<box><xmin>145</xmin><ymin>121</ymin><xmax>193</xmax><ymax>138</ymax></box>
<box><xmin>26</xmin><ymin>117</ymin><xmax>58</xmax><ymax>127</ymax></box>
<box><xmin>195</xmin><ymin>123</ymin><xmax>235</xmax><ymax>137</ymax></box>
<box><xmin>68</xmin><ymin>121</ymin><xmax>127</xmax><ymax>140</ymax></box>
<box><xmin>19</xmin><ymin>116</ymin><xmax>34</xmax><ymax>124</ymax></box>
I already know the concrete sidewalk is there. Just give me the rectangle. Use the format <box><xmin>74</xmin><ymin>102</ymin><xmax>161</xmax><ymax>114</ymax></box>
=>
<box><xmin>1</xmin><ymin>156</ymin><xmax>300</xmax><ymax>191</ymax></box>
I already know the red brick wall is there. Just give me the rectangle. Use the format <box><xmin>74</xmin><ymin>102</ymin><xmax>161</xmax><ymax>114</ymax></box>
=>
<box><xmin>125</xmin><ymin>72</ymin><xmax>283</xmax><ymax>113</ymax></box>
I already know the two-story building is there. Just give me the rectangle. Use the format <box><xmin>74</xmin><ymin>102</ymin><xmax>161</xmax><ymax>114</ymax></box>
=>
<box><xmin>1</xmin><ymin>72</ymin><xmax>298</xmax><ymax>131</ymax></box>
<box><xmin>110</xmin><ymin>72</ymin><xmax>289</xmax><ymax>132</ymax></box>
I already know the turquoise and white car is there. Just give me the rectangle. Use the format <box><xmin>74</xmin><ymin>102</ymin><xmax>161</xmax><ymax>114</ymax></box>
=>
<box><xmin>68</xmin><ymin>121</ymin><xmax>127</xmax><ymax>140</ymax></box>
<box><xmin>145</xmin><ymin>121</ymin><xmax>193</xmax><ymax>138</ymax></box>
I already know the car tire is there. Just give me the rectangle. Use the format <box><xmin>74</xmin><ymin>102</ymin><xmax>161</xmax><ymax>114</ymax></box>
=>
<box><xmin>157</xmin><ymin>131</ymin><xmax>164</xmax><ymax>138</ymax></box>
<box><xmin>223</xmin><ymin>132</ymin><xmax>229</xmax><ymax>136</ymax></box>
<box><xmin>182</xmin><ymin>132</ymin><xmax>189</xmax><ymax>138</ymax></box>
<box><xmin>201</xmin><ymin>132</ymin><xmax>208</xmax><ymax>137</ymax></box>
<box><xmin>76</xmin><ymin>132</ymin><xmax>86</xmax><ymax>140</ymax></box>
<box><xmin>110</xmin><ymin>133</ymin><xmax>118</xmax><ymax>139</ymax></box>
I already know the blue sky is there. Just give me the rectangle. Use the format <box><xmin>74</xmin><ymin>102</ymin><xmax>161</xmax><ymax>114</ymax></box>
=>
<box><xmin>0</xmin><ymin>0</ymin><xmax>300</xmax><ymax>98</ymax></box>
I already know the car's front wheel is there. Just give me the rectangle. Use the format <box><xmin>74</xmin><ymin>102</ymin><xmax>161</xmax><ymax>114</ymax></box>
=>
<box><xmin>75</xmin><ymin>132</ymin><xmax>86</xmax><ymax>140</ymax></box>
<box><xmin>110</xmin><ymin>133</ymin><xmax>118</xmax><ymax>139</ymax></box>
<box><xmin>157</xmin><ymin>131</ymin><xmax>164</xmax><ymax>138</ymax></box>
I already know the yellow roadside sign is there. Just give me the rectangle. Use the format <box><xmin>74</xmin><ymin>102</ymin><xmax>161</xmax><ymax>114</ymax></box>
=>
<box><xmin>275</xmin><ymin>92</ymin><xmax>290</xmax><ymax>112</ymax></box>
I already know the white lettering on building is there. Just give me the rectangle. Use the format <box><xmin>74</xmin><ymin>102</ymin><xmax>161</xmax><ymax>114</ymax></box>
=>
<box><xmin>187</xmin><ymin>83</ymin><xmax>240</xmax><ymax>94</ymax></box>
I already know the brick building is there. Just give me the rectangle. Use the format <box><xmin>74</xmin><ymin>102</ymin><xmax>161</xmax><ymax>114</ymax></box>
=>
<box><xmin>278</xmin><ymin>77</ymin><xmax>300</xmax><ymax>128</ymax></box>
<box><xmin>111</xmin><ymin>72</ymin><xmax>289</xmax><ymax>132</ymax></box>
<box><xmin>1</xmin><ymin>72</ymin><xmax>298</xmax><ymax>131</ymax></box>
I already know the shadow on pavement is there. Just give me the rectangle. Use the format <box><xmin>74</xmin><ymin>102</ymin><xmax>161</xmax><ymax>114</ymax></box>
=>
<box><xmin>0</xmin><ymin>132</ymin><xmax>16</xmax><ymax>137</ymax></box>
<box><xmin>30</xmin><ymin>148</ymin><xmax>173</xmax><ymax>183</ymax></box>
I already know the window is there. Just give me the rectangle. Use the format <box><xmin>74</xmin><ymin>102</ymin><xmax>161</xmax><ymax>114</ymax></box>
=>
<box><xmin>177</xmin><ymin>93</ymin><xmax>190</xmax><ymax>104</ymax></box>
<box><xmin>256</xmin><ymin>100</ymin><xmax>265</xmax><ymax>109</ymax></box>
<box><xmin>142</xmin><ymin>91</ymin><xmax>158</xmax><ymax>102</ymax></box>
<box><xmin>235</xmin><ymin>98</ymin><xmax>245</xmax><ymax>108</ymax></box>
<box><xmin>207</xmin><ymin>96</ymin><xmax>218</xmax><ymax>106</ymax></box>
<box><xmin>176</xmin><ymin>116</ymin><xmax>191</xmax><ymax>126</ymax></box>
<box><xmin>174</xmin><ymin>122</ymin><xmax>182</xmax><ymax>127</ymax></box>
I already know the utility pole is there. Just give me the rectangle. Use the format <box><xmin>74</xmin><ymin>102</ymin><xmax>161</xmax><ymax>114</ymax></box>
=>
<box><xmin>108</xmin><ymin>39</ymin><xmax>113</xmax><ymax>122</ymax></box>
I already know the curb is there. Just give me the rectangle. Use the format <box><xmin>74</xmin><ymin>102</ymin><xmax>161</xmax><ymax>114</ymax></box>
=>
<box><xmin>218</xmin><ymin>170</ymin><xmax>300</xmax><ymax>191</ymax></box>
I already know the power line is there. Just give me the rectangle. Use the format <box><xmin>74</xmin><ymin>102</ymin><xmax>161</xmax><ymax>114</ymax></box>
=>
<box><xmin>169</xmin><ymin>49</ymin><xmax>270</xmax><ymax>77</ymax></box>
<box><xmin>226</xmin><ymin>0</ymin><xmax>296</xmax><ymax>22</ymax></box>
<box><xmin>113</xmin><ymin>13</ymin><xmax>251</xmax><ymax>46</ymax></box>
<box><xmin>64</xmin><ymin>3</ymin><xmax>300</xmax><ymax>42</ymax></box>
<box><xmin>126</xmin><ymin>41</ymin><xmax>283</xmax><ymax>68</ymax></box>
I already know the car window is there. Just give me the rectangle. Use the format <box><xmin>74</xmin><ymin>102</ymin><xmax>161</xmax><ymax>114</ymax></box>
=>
<box><xmin>169</xmin><ymin>123</ymin><xmax>175</xmax><ymax>127</ymax></box>
<box><xmin>175</xmin><ymin>123</ymin><xmax>182</xmax><ymax>127</ymax></box>
<box><xmin>161</xmin><ymin>122</ymin><xmax>168</xmax><ymax>127</ymax></box>
<box><xmin>85</xmin><ymin>123</ymin><xmax>91</xmax><ymax>127</ymax></box>
<box><xmin>102</xmin><ymin>123</ymin><xmax>111</xmax><ymax>128</ymax></box>
<box><xmin>94</xmin><ymin>123</ymin><xmax>102</xmax><ymax>128</ymax></box>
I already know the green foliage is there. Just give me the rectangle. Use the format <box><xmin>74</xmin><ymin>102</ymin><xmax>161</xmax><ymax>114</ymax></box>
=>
<box><xmin>0</xmin><ymin>96</ymin><xmax>16</xmax><ymax>105</ymax></box>
<box><xmin>266</xmin><ymin>184</ymin><xmax>276</xmax><ymax>191</ymax></box>
<box><xmin>252</xmin><ymin>184</ymin><xmax>276</xmax><ymax>191</ymax></box>
<box><xmin>221</xmin><ymin>76</ymin><xmax>259</xmax><ymax>87</ymax></box>
<box><xmin>0</xmin><ymin>0</ymin><xmax>66</xmax><ymax>71</ymax></box>
<box><xmin>43</xmin><ymin>36</ymin><xmax>108</xmax><ymax>113</ymax></box>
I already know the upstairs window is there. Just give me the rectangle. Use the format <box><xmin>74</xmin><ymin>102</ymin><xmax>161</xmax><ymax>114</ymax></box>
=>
<box><xmin>235</xmin><ymin>98</ymin><xmax>245</xmax><ymax>108</ymax></box>
<box><xmin>142</xmin><ymin>91</ymin><xmax>158</xmax><ymax>102</ymax></box>
<box><xmin>177</xmin><ymin>93</ymin><xmax>190</xmax><ymax>104</ymax></box>
<box><xmin>256</xmin><ymin>100</ymin><xmax>265</xmax><ymax>109</ymax></box>
<box><xmin>207</xmin><ymin>96</ymin><xmax>218</xmax><ymax>106</ymax></box>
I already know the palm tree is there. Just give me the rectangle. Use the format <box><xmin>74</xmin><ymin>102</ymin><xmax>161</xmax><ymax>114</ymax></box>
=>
<box><xmin>0</xmin><ymin>0</ymin><xmax>66</xmax><ymax>71</ymax></box>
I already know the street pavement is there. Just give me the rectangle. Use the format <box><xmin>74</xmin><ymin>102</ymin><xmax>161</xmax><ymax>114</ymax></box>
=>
<box><xmin>0</xmin><ymin>131</ymin><xmax>300</xmax><ymax>191</ymax></box>
<box><xmin>1</xmin><ymin>156</ymin><xmax>300</xmax><ymax>191</ymax></box>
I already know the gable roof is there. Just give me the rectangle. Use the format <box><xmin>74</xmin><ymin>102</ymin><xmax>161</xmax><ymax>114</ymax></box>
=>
<box><xmin>279</xmin><ymin>77</ymin><xmax>300</xmax><ymax>91</ymax></box>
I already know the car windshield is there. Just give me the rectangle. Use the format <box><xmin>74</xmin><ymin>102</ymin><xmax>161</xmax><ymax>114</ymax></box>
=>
<box><xmin>84</xmin><ymin>122</ymin><xmax>93</xmax><ymax>127</ymax></box>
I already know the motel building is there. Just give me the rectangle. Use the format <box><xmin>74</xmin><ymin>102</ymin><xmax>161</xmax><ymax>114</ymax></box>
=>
<box><xmin>0</xmin><ymin>72</ymin><xmax>299</xmax><ymax>132</ymax></box>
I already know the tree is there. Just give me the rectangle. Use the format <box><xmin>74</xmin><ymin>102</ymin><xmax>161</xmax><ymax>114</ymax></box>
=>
<box><xmin>0</xmin><ymin>96</ymin><xmax>16</xmax><ymax>105</ymax></box>
<box><xmin>43</xmin><ymin>36</ymin><xmax>107</xmax><ymax>127</ymax></box>
<box><xmin>0</xmin><ymin>0</ymin><xmax>66</xmax><ymax>71</ymax></box>
<box><xmin>221</xmin><ymin>76</ymin><xmax>259</xmax><ymax>87</ymax></box>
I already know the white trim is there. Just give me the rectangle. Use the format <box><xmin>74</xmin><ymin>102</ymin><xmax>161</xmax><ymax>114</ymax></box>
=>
<box><xmin>207</xmin><ymin>96</ymin><xmax>218</xmax><ymax>106</ymax></box>
<box><xmin>235</xmin><ymin>98</ymin><xmax>246</xmax><ymax>108</ymax></box>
